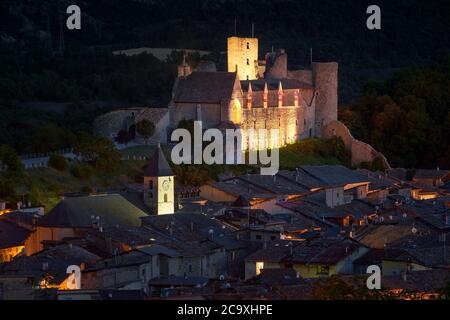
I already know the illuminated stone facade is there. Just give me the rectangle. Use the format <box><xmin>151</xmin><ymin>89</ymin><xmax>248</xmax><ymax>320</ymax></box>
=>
<box><xmin>227</xmin><ymin>36</ymin><xmax>259</xmax><ymax>80</ymax></box>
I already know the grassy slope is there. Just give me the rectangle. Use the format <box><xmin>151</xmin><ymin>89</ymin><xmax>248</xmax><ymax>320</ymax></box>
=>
<box><xmin>26</xmin><ymin>138</ymin><xmax>347</xmax><ymax>210</ymax></box>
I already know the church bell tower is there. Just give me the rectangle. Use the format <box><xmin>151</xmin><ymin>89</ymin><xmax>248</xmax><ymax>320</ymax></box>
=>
<box><xmin>143</xmin><ymin>145</ymin><xmax>175</xmax><ymax>215</ymax></box>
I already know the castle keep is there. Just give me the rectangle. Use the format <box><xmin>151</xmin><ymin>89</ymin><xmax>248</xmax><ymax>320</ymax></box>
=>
<box><xmin>94</xmin><ymin>36</ymin><xmax>386</xmax><ymax>169</ymax></box>
<box><xmin>169</xmin><ymin>36</ymin><xmax>338</xmax><ymax>150</ymax></box>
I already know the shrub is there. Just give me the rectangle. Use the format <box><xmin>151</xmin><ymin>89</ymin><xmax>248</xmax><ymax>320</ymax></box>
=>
<box><xmin>70</xmin><ymin>163</ymin><xmax>93</xmax><ymax>180</ymax></box>
<box><xmin>48</xmin><ymin>154</ymin><xmax>68</xmax><ymax>171</ymax></box>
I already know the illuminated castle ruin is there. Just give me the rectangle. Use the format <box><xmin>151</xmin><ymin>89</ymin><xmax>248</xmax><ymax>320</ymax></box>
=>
<box><xmin>169</xmin><ymin>35</ymin><xmax>338</xmax><ymax>151</ymax></box>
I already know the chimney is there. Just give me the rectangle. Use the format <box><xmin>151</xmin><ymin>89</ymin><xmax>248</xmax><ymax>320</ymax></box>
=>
<box><xmin>402</xmin><ymin>272</ymin><xmax>408</xmax><ymax>282</ymax></box>
<box><xmin>296</xmin><ymin>272</ymin><xmax>300</xmax><ymax>279</ymax></box>
<box><xmin>236</xmin><ymin>232</ymin><xmax>240</xmax><ymax>240</ymax></box>
<box><xmin>190</xmin><ymin>221</ymin><xmax>195</xmax><ymax>232</ymax></box>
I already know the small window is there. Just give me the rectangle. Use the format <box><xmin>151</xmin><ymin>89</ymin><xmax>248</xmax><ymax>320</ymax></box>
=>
<box><xmin>255</xmin><ymin>234</ymin><xmax>262</xmax><ymax>240</ymax></box>
<box><xmin>164</xmin><ymin>194</ymin><xmax>168</xmax><ymax>202</ymax></box>
<box><xmin>317</xmin><ymin>265</ymin><xmax>330</xmax><ymax>275</ymax></box>
<box><xmin>247</xmin><ymin>42</ymin><xmax>250</xmax><ymax>49</ymax></box>
<box><xmin>270</xmin><ymin>235</ymin><xmax>276</xmax><ymax>241</ymax></box>
<box><xmin>246</xmin><ymin>75</ymin><xmax>249</xmax><ymax>80</ymax></box>
<box><xmin>246</xmin><ymin>58</ymin><xmax>250</xmax><ymax>65</ymax></box>
<box><xmin>149</xmin><ymin>180</ymin><xmax>153</xmax><ymax>190</ymax></box>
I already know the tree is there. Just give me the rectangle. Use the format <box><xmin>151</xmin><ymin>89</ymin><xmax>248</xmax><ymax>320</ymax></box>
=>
<box><xmin>74</xmin><ymin>134</ymin><xmax>121</xmax><ymax>172</ymax></box>
<box><xmin>48</xmin><ymin>154</ymin><xmax>68</xmax><ymax>171</ymax></box>
<box><xmin>0</xmin><ymin>145</ymin><xmax>24</xmax><ymax>199</ymax></box>
<box><xmin>32</xmin><ymin>124</ymin><xmax>76</xmax><ymax>153</ymax></box>
<box><xmin>0</xmin><ymin>145</ymin><xmax>23</xmax><ymax>176</ymax></box>
<box><xmin>136</xmin><ymin>119</ymin><xmax>155</xmax><ymax>144</ymax></box>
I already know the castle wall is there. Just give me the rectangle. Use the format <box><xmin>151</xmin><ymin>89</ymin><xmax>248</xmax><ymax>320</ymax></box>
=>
<box><xmin>299</xmin><ymin>88</ymin><xmax>316</xmax><ymax>139</ymax></box>
<box><xmin>265</xmin><ymin>52</ymin><xmax>288</xmax><ymax>80</ymax></box>
<box><xmin>227</xmin><ymin>37</ymin><xmax>259</xmax><ymax>80</ymax></box>
<box><xmin>322</xmin><ymin>120</ymin><xmax>390</xmax><ymax>169</ymax></box>
<box><xmin>93</xmin><ymin>108</ymin><xmax>169</xmax><ymax>143</ymax></box>
<box><xmin>287</xmin><ymin>69</ymin><xmax>313</xmax><ymax>86</ymax></box>
<box><xmin>241</xmin><ymin>106</ymin><xmax>300</xmax><ymax>149</ymax></box>
<box><xmin>170</xmin><ymin>103</ymin><xmax>222</xmax><ymax>129</ymax></box>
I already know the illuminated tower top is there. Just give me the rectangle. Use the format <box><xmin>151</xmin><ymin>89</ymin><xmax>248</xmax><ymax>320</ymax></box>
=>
<box><xmin>227</xmin><ymin>36</ymin><xmax>259</xmax><ymax>81</ymax></box>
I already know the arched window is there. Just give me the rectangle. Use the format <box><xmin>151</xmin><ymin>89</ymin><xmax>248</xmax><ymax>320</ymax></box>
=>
<box><xmin>231</xmin><ymin>99</ymin><xmax>242</xmax><ymax>124</ymax></box>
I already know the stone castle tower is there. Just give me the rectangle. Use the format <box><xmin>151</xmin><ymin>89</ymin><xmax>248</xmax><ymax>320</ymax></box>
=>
<box><xmin>227</xmin><ymin>36</ymin><xmax>259</xmax><ymax>80</ymax></box>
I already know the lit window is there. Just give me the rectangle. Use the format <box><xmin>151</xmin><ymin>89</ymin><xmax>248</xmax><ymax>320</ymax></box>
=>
<box><xmin>256</xmin><ymin>262</ymin><xmax>264</xmax><ymax>275</ymax></box>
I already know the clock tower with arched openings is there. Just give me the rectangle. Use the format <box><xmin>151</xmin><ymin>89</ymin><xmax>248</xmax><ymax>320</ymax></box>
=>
<box><xmin>143</xmin><ymin>144</ymin><xmax>174</xmax><ymax>215</ymax></box>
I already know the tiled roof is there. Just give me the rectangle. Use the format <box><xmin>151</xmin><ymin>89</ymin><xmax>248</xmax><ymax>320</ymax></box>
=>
<box><xmin>38</xmin><ymin>194</ymin><xmax>148</xmax><ymax>228</ymax></box>
<box><xmin>246</xmin><ymin>238</ymin><xmax>365</xmax><ymax>266</ymax></box>
<box><xmin>0</xmin><ymin>244</ymin><xmax>100</xmax><ymax>284</ymax></box>
<box><xmin>382</xmin><ymin>270</ymin><xmax>450</xmax><ymax>292</ymax></box>
<box><xmin>173</xmin><ymin>72</ymin><xmax>238</xmax><ymax>104</ymax></box>
<box><xmin>298</xmin><ymin>165</ymin><xmax>369</xmax><ymax>188</ymax></box>
<box><xmin>148</xmin><ymin>275</ymin><xmax>209</xmax><ymax>287</ymax></box>
<box><xmin>414</xmin><ymin>169</ymin><xmax>450</xmax><ymax>180</ymax></box>
<box><xmin>0</xmin><ymin>219</ymin><xmax>30</xmax><ymax>249</ymax></box>
<box><xmin>255</xmin><ymin>268</ymin><xmax>306</xmax><ymax>286</ymax></box>
<box><xmin>144</xmin><ymin>146</ymin><xmax>173</xmax><ymax>177</ymax></box>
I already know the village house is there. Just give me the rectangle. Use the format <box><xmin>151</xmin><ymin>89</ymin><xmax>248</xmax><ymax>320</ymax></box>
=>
<box><xmin>244</xmin><ymin>237</ymin><xmax>368</xmax><ymax>280</ymax></box>
<box><xmin>0</xmin><ymin>244</ymin><xmax>99</xmax><ymax>299</ymax></box>
<box><xmin>25</xmin><ymin>194</ymin><xmax>148</xmax><ymax>255</ymax></box>
<box><xmin>413</xmin><ymin>169</ymin><xmax>450</xmax><ymax>188</ymax></box>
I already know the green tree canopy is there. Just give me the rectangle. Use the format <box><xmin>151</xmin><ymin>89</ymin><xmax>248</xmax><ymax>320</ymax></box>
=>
<box><xmin>136</xmin><ymin>119</ymin><xmax>155</xmax><ymax>144</ymax></box>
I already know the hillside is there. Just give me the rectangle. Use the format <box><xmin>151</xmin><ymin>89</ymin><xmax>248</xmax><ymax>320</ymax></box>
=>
<box><xmin>1</xmin><ymin>0</ymin><xmax>449</xmax><ymax>102</ymax></box>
